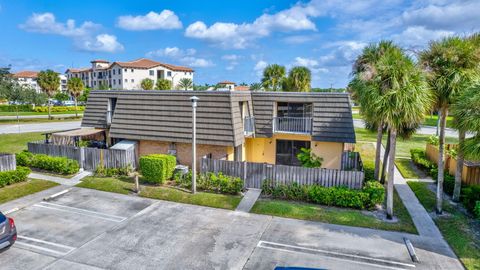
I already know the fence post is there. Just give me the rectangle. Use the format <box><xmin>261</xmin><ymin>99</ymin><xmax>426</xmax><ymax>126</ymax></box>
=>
<box><xmin>79</xmin><ymin>147</ymin><xmax>85</xmax><ymax>172</ymax></box>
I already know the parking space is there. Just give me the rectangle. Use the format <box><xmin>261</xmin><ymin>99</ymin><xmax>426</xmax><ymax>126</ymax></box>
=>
<box><xmin>0</xmin><ymin>187</ymin><xmax>462</xmax><ymax>270</ymax></box>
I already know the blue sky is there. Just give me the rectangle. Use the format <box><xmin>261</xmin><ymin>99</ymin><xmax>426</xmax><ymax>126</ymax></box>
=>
<box><xmin>0</xmin><ymin>0</ymin><xmax>478</xmax><ymax>88</ymax></box>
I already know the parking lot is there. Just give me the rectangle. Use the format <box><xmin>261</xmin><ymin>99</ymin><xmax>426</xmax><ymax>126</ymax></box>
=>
<box><xmin>0</xmin><ymin>187</ymin><xmax>462</xmax><ymax>270</ymax></box>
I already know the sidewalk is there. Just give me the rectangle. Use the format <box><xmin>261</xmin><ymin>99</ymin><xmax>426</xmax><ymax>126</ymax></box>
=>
<box><xmin>29</xmin><ymin>171</ymin><xmax>92</xmax><ymax>186</ymax></box>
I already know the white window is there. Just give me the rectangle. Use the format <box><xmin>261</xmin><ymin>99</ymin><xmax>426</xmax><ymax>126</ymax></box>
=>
<box><xmin>131</xmin><ymin>69</ymin><xmax>134</xmax><ymax>72</ymax></box>
<box><xmin>118</xmin><ymin>79</ymin><xmax>121</xmax><ymax>84</ymax></box>
<box><xmin>113</xmin><ymin>69</ymin><xmax>116</xmax><ymax>75</ymax></box>
<box><xmin>167</xmin><ymin>71</ymin><xmax>172</xmax><ymax>77</ymax></box>
<box><xmin>131</xmin><ymin>79</ymin><xmax>134</xmax><ymax>83</ymax></box>
<box><xmin>124</xmin><ymin>79</ymin><xmax>127</xmax><ymax>83</ymax></box>
<box><xmin>149</xmin><ymin>70</ymin><xmax>154</xmax><ymax>76</ymax></box>
<box><xmin>119</xmin><ymin>69</ymin><xmax>122</xmax><ymax>74</ymax></box>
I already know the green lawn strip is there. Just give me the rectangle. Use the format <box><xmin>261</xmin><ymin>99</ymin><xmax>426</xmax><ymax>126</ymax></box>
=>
<box><xmin>251</xmin><ymin>189</ymin><xmax>417</xmax><ymax>234</ymax></box>
<box><xmin>395</xmin><ymin>159</ymin><xmax>421</xmax><ymax>179</ymax></box>
<box><xmin>76</xmin><ymin>176</ymin><xmax>242</xmax><ymax>210</ymax></box>
<box><xmin>407</xmin><ymin>181</ymin><xmax>480</xmax><ymax>270</ymax></box>
<box><xmin>0</xmin><ymin>132</ymin><xmax>44</xmax><ymax>153</ymax></box>
<box><xmin>0</xmin><ymin>117</ymin><xmax>82</xmax><ymax>125</ymax></box>
<box><xmin>0</xmin><ymin>111</ymin><xmax>83</xmax><ymax>116</ymax></box>
<box><xmin>0</xmin><ymin>179</ymin><xmax>59</xmax><ymax>204</ymax></box>
<box><xmin>354</xmin><ymin>113</ymin><xmax>453</xmax><ymax>128</ymax></box>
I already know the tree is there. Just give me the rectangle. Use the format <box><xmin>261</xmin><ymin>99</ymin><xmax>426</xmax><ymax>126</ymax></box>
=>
<box><xmin>54</xmin><ymin>92</ymin><xmax>70</xmax><ymax>102</ymax></box>
<box><xmin>67</xmin><ymin>77</ymin><xmax>85</xmax><ymax>117</ymax></box>
<box><xmin>261</xmin><ymin>64</ymin><xmax>286</xmax><ymax>91</ymax></box>
<box><xmin>78</xmin><ymin>87</ymin><xmax>91</xmax><ymax>103</ymax></box>
<box><xmin>420</xmin><ymin>36</ymin><xmax>480</xmax><ymax>211</ymax></box>
<box><xmin>287</xmin><ymin>66</ymin><xmax>311</xmax><ymax>92</ymax></box>
<box><xmin>141</xmin><ymin>78</ymin><xmax>154</xmax><ymax>90</ymax></box>
<box><xmin>178</xmin><ymin>78</ymin><xmax>193</xmax><ymax>90</ymax></box>
<box><xmin>250</xmin><ymin>83</ymin><xmax>262</xmax><ymax>91</ymax></box>
<box><xmin>155</xmin><ymin>79</ymin><xmax>172</xmax><ymax>90</ymax></box>
<box><xmin>37</xmin><ymin>70</ymin><xmax>60</xmax><ymax>119</ymax></box>
<box><xmin>98</xmin><ymin>82</ymin><xmax>109</xmax><ymax>90</ymax></box>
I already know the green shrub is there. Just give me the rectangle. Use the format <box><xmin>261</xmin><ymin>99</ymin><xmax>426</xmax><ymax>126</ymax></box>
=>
<box><xmin>427</xmin><ymin>135</ymin><xmax>439</xmax><ymax>146</ymax></box>
<box><xmin>410</xmin><ymin>148</ymin><xmax>435</xmax><ymax>171</ymax></box>
<box><xmin>474</xmin><ymin>201</ymin><xmax>480</xmax><ymax>219</ymax></box>
<box><xmin>139</xmin><ymin>154</ymin><xmax>176</xmax><ymax>184</ymax></box>
<box><xmin>95</xmin><ymin>164</ymin><xmax>133</xmax><ymax>177</ymax></box>
<box><xmin>261</xmin><ymin>180</ymin><xmax>385</xmax><ymax>210</ymax></box>
<box><xmin>296</xmin><ymin>148</ymin><xmax>323</xmax><ymax>168</ymax></box>
<box><xmin>363</xmin><ymin>160</ymin><xmax>375</xmax><ymax>181</ymax></box>
<box><xmin>0</xmin><ymin>104</ymin><xmax>32</xmax><ymax>112</ymax></box>
<box><xmin>33</xmin><ymin>106</ymin><xmax>85</xmax><ymax>113</ymax></box>
<box><xmin>0</xmin><ymin>166</ymin><xmax>31</xmax><ymax>187</ymax></box>
<box><xmin>17</xmin><ymin>151</ymin><xmax>79</xmax><ymax>174</ymax></box>
<box><xmin>175</xmin><ymin>171</ymin><xmax>243</xmax><ymax>194</ymax></box>
<box><xmin>461</xmin><ymin>185</ymin><xmax>480</xmax><ymax>213</ymax></box>
<box><xmin>443</xmin><ymin>173</ymin><xmax>455</xmax><ymax>195</ymax></box>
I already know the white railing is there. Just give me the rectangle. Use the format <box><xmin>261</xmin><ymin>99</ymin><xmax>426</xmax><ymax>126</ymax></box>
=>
<box><xmin>272</xmin><ymin>117</ymin><xmax>312</xmax><ymax>134</ymax></box>
<box><xmin>244</xmin><ymin>116</ymin><xmax>255</xmax><ymax>135</ymax></box>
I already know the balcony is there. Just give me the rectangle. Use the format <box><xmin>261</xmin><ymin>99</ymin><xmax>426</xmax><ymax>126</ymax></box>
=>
<box><xmin>244</xmin><ymin>116</ymin><xmax>255</xmax><ymax>136</ymax></box>
<box><xmin>273</xmin><ymin>117</ymin><xmax>312</xmax><ymax>134</ymax></box>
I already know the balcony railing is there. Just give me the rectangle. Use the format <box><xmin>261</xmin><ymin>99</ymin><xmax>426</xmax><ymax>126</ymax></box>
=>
<box><xmin>106</xmin><ymin>110</ymin><xmax>113</xmax><ymax>127</ymax></box>
<box><xmin>273</xmin><ymin>117</ymin><xmax>312</xmax><ymax>134</ymax></box>
<box><xmin>244</xmin><ymin>116</ymin><xmax>255</xmax><ymax>135</ymax></box>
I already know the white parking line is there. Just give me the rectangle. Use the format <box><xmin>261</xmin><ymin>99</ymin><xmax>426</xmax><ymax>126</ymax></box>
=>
<box><xmin>16</xmin><ymin>235</ymin><xmax>76</xmax><ymax>256</ymax></box>
<box><xmin>257</xmin><ymin>240</ymin><xmax>416</xmax><ymax>270</ymax></box>
<box><xmin>32</xmin><ymin>201</ymin><xmax>127</xmax><ymax>222</ymax></box>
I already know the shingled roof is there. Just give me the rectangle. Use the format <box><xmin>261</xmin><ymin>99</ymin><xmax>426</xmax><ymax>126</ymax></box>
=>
<box><xmin>13</xmin><ymin>71</ymin><xmax>38</xmax><ymax>78</ymax></box>
<box><xmin>82</xmin><ymin>90</ymin><xmax>355</xmax><ymax>145</ymax></box>
<box><xmin>110</xmin><ymin>58</ymin><xmax>194</xmax><ymax>72</ymax></box>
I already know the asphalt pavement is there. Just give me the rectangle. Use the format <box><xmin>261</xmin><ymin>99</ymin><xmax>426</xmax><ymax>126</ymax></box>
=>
<box><xmin>0</xmin><ymin>121</ymin><xmax>81</xmax><ymax>134</ymax></box>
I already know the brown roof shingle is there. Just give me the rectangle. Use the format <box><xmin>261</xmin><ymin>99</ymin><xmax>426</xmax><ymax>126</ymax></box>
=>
<box><xmin>13</xmin><ymin>71</ymin><xmax>38</xmax><ymax>78</ymax></box>
<box><xmin>110</xmin><ymin>58</ymin><xmax>194</xmax><ymax>72</ymax></box>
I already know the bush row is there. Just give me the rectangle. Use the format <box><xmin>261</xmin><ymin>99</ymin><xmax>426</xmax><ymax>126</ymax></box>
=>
<box><xmin>95</xmin><ymin>164</ymin><xmax>133</xmax><ymax>177</ymax></box>
<box><xmin>0</xmin><ymin>166</ymin><xmax>31</xmax><ymax>187</ymax></box>
<box><xmin>0</xmin><ymin>104</ymin><xmax>32</xmax><ymax>112</ymax></box>
<box><xmin>174</xmin><ymin>171</ymin><xmax>243</xmax><ymax>195</ymax></box>
<box><xmin>261</xmin><ymin>180</ymin><xmax>385</xmax><ymax>210</ymax></box>
<box><xmin>33</xmin><ymin>106</ymin><xmax>85</xmax><ymax>113</ymax></box>
<box><xmin>139</xmin><ymin>154</ymin><xmax>176</xmax><ymax>184</ymax></box>
<box><xmin>16</xmin><ymin>151</ymin><xmax>79</xmax><ymax>175</ymax></box>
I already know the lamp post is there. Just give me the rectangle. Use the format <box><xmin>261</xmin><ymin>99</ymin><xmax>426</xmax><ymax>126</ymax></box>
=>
<box><xmin>190</xmin><ymin>96</ymin><xmax>199</xmax><ymax>194</ymax></box>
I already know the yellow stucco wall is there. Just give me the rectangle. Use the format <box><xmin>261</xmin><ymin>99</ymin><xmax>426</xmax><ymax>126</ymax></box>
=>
<box><xmin>227</xmin><ymin>146</ymin><xmax>234</xmax><ymax>161</ymax></box>
<box><xmin>245</xmin><ymin>134</ymin><xmax>343</xmax><ymax>169</ymax></box>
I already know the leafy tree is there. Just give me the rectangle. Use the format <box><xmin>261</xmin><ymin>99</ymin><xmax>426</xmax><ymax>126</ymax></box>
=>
<box><xmin>141</xmin><ymin>78</ymin><xmax>154</xmax><ymax>90</ymax></box>
<box><xmin>297</xmin><ymin>148</ymin><xmax>323</xmax><ymax>168</ymax></box>
<box><xmin>78</xmin><ymin>87</ymin><xmax>91</xmax><ymax>103</ymax></box>
<box><xmin>287</xmin><ymin>66</ymin><xmax>311</xmax><ymax>92</ymax></box>
<box><xmin>239</xmin><ymin>82</ymin><xmax>248</xmax><ymax>86</ymax></box>
<box><xmin>37</xmin><ymin>70</ymin><xmax>60</xmax><ymax>119</ymax></box>
<box><xmin>67</xmin><ymin>77</ymin><xmax>85</xmax><ymax>117</ymax></box>
<box><xmin>54</xmin><ymin>92</ymin><xmax>70</xmax><ymax>102</ymax></box>
<box><xmin>24</xmin><ymin>87</ymin><xmax>47</xmax><ymax>108</ymax></box>
<box><xmin>155</xmin><ymin>79</ymin><xmax>172</xmax><ymax>90</ymax></box>
<box><xmin>250</xmin><ymin>83</ymin><xmax>262</xmax><ymax>91</ymax></box>
<box><xmin>193</xmin><ymin>83</ymin><xmax>211</xmax><ymax>91</ymax></box>
<box><xmin>178</xmin><ymin>78</ymin><xmax>193</xmax><ymax>90</ymax></box>
<box><xmin>420</xmin><ymin>35</ymin><xmax>480</xmax><ymax>210</ymax></box>
<box><xmin>261</xmin><ymin>64</ymin><xmax>286</xmax><ymax>91</ymax></box>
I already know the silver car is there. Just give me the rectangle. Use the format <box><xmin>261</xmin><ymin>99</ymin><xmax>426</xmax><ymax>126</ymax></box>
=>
<box><xmin>0</xmin><ymin>212</ymin><xmax>16</xmax><ymax>250</ymax></box>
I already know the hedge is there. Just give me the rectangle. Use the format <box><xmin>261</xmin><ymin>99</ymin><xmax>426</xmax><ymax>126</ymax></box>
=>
<box><xmin>261</xmin><ymin>180</ymin><xmax>385</xmax><ymax>210</ymax></box>
<box><xmin>0</xmin><ymin>104</ymin><xmax>32</xmax><ymax>112</ymax></box>
<box><xmin>175</xmin><ymin>171</ymin><xmax>243</xmax><ymax>194</ymax></box>
<box><xmin>0</xmin><ymin>166</ymin><xmax>31</xmax><ymax>187</ymax></box>
<box><xmin>16</xmin><ymin>151</ymin><xmax>79</xmax><ymax>175</ymax></box>
<box><xmin>33</xmin><ymin>106</ymin><xmax>85</xmax><ymax>113</ymax></box>
<box><xmin>139</xmin><ymin>154</ymin><xmax>176</xmax><ymax>184</ymax></box>
<box><xmin>95</xmin><ymin>164</ymin><xmax>133</xmax><ymax>177</ymax></box>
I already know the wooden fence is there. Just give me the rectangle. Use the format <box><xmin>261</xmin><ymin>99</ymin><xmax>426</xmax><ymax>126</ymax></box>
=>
<box><xmin>28</xmin><ymin>141</ymin><xmax>136</xmax><ymax>171</ymax></box>
<box><xmin>426</xmin><ymin>143</ymin><xmax>480</xmax><ymax>185</ymax></box>
<box><xmin>341</xmin><ymin>151</ymin><xmax>363</xmax><ymax>171</ymax></box>
<box><xmin>0</xmin><ymin>153</ymin><xmax>16</xmax><ymax>172</ymax></box>
<box><xmin>200</xmin><ymin>158</ymin><xmax>364</xmax><ymax>189</ymax></box>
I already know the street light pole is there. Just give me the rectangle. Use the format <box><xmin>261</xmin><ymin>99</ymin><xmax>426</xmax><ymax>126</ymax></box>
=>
<box><xmin>190</xmin><ymin>96</ymin><xmax>199</xmax><ymax>194</ymax></box>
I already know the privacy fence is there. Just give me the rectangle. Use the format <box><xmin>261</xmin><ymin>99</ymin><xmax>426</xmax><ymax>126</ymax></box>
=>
<box><xmin>28</xmin><ymin>141</ymin><xmax>136</xmax><ymax>171</ymax></box>
<box><xmin>0</xmin><ymin>153</ymin><xmax>16</xmax><ymax>172</ymax></box>
<box><xmin>200</xmin><ymin>156</ymin><xmax>365</xmax><ymax>189</ymax></box>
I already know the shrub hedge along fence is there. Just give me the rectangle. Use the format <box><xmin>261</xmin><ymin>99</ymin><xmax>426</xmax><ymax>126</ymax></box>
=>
<box><xmin>0</xmin><ymin>166</ymin><xmax>31</xmax><ymax>187</ymax></box>
<box><xmin>175</xmin><ymin>171</ymin><xmax>243</xmax><ymax>195</ymax></box>
<box><xmin>16</xmin><ymin>151</ymin><xmax>79</xmax><ymax>175</ymax></box>
<box><xmin>139</xmin><ymin>154</ymin><xmax>176</xmax><ymax>184</ymax></box>
<box><xmin>0</xmin><ymin>105</ymin><xmax>85</xmax><ymax>113</ymax></box>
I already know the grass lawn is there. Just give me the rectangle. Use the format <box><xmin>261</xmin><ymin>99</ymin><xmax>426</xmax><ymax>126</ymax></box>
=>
<box><xmin>395</xmin><ymin>158</ymin><xmax>422</xmax><ymax>179</ymax></box>
<box><xmin>0</xmin><ymin>117</ymin><xmax>82</xmax><ymax>125</ymax></box>
<box><xmin>355</xmin><ymin>128</ymin><xmax>458</xmax><ymax>158</ymax></box>
<box><xmin>353</xmin><ymin>113</ymin><xmax>453</xmax><ymax>128</ymax></box>
<box><xmin>0</xmin><ymin>179</ymin><xmax>59</xmax><ymax>204</ymax></box>
<box><xmin>407</xmin><ymin>181</ymin><xmax>480</xmax><ymax>270</ymax></box>
<box><xmin>76</xmin><ymin>176</ymin><xmax>242</xmax><ymax>210</ymax></box>
<box><xmin>0</xmin><ymin>132</ymin><xmax>44</xmax><ymax>153</ymax></box>
<box><xmin>251</xmin><ymin>189</ymin><xmax>417</xmax><ymax>234</ymax></box>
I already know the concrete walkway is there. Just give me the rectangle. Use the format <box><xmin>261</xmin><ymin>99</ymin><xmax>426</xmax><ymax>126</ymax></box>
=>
<box><xmin>0</xmin><ymin>113</ymin><xmax>82</xmax><ymax>120</ymax></box>
<box><xmin>0</xmin><ymin>121</ymin><xmax>81</xmax><ymax>134</ymax></box>
<box><xmin>29</xmin><ymin>171</ymin><xmax>92</xmax><ymax>186</ymax></box>
<box><xmin>236</xmin><ymin>188</ymin><xmax>262</xmax><ymax>212</ymax></box>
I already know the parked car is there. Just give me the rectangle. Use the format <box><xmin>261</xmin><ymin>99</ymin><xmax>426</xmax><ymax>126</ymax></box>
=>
<box><xmin>0</xmin><ymin>212</ymin><xmax>16</xmax><ymax>250</ymax></box>
<box><xmin>63</xmin><ymin>101</ymin><xmax>75</xmax><ymax>106</ymax></box>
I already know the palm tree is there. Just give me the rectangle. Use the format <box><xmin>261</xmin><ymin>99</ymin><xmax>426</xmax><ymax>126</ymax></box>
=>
<box><xmin>178</xmin><ymin>78</ymin><xmax>193</xmax><ymax>90</ymax></box>
<box><xmin>141</xmin><ymin>78</ymin><xmax>154</xmax><ymax>90</ymax></box>
<box><xmin>420</xmin><ymin>36</ymin><xmax>480</xmax><ymax>211</ymax></box>
<box><xmin>287</xmin><ymin>66</ymin><xmax>311</xmax><ymax>92</ymax></box>
<box><xmin>261</xmin><ymin>64</ymin><xmax>286</xmax><ymax>91</ymax></box>
<box><xmin>67</xmin><ymin>78</ymin><xmax>84</xmax><ymax>117</ymax></box>
<box><xmin>250</xmin><ymin>83</ymin><xmax>262</xmax><ymax>91</ymax></box>
<box><xmin>37</xmin><ymin>70</ymin><xmax>60</xmax><ymax>119</ymax></box>
<box><xmin>155</xmin><ymin>79</ymin><xmax>172</xmax><ymax>90</ymax></box>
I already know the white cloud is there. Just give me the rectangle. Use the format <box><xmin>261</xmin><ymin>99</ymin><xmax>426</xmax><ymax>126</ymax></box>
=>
<box><xmin>78</xmin><ymin>34</ymin><xmax>124</xmax><ymax>53</ymax></box>
<box><xmin>254</xmin><ymin>60</ymin><xmax>268</xmax><ymax>76</ymax></box>
<box><xmin>392</xmin><ymin>26</ymin><xmax>454</xmax><ymax>48</ymax></box>
<box><xmin>146</xmin><ymin>47</ymin><xmax>213</xmax><ymax>68</ymax></box>
<box><xmin>292</xmin><ymin>57</ymin><xmax>328</xmax><ymax>74</ymax></box>
<box><xmin>20</xmin><ymin>12</ymin><xmax>123</xmax><ymax>53</ymax></box>
<box><xmin>117</xmin><ymin>10</ymin><xmax>182</xmax><ymax>31</ymax></box>
<box><xmin>222</xmin><ymin>54</ymin><xmax>241</xmax><ymax>61</ymax></box>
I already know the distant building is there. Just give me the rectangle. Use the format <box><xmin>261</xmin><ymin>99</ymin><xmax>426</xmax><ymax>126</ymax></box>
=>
<box><xmin>235</xmin><ymin>85</ymin><xmax>250</xmax><ymax>91</ymax></box>
<box><xmin>66</xmin><ymin>58</ymin><xmax>194</xmax><ymax>90</ymax></box>
<box><xmin>216</xmin><ymin>81</ymin><xmax>235</xmax><ymax>91</ymax></box>
<box><xmin>13</xmin><ymin>71</ymin><xmax>67</xmax><ymax>94</ymax></box>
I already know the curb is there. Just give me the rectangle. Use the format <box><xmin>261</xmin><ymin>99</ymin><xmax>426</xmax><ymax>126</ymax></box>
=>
<box><xmin>404</xmin><ymin>238</ymin><xmax>419</xmax><ymax>263</ymax></box>
<box><xmin>43</xmin><ymin>188</ymin><xmax>71</xmax><ymax>201</ymax></box>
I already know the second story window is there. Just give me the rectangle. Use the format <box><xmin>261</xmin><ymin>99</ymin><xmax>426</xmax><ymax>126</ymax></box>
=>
<box><xmin>124</xmin><ymin>68</ymin><xmax>127</xmax><ymax>72</ymax></box>
<box><xmin>131</xmin><ymin>69</ymin><xmax>134</xmax><ymax>72</ymax></box>
<box><xmin>113</xmin><ymin>69</ymin><xmax>115</xmax><ymax>75</ymax></box>
<box><xmin>167</xmin><ymin>71</ymin><xmax>172</xmax><ymax>77</ymax></box>
<box><xmin>277</xmin><ymin>102</ymin><xmax>312</xmax><ymax>118</ymax></box>
<box><xmin>125</xmin><ymin>79</ymin><xmax>127</xmax><ymax>82</ymax></box>
<box><xmin>118</xmin><ymin>69</ymin><xmax>122</xmax><ymax>74</ymax></box>
<box><xmin>149</xmin><ymin>70</ymin><xmax>154</xmax><ymax>76</ymax></box>
<box><xmin>131</xmin><ymin>79</ymin><xmax>134</xmax><ymax>83</ymax></box>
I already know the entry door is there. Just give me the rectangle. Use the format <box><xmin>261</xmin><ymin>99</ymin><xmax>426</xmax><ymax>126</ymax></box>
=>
<box><xmin>275</xmin><ymin>140</ymin><xmax>310</xmax><ymax>166</ymax></box>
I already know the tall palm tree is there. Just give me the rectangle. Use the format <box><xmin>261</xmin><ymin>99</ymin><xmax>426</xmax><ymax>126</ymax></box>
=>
<box><xmin>420</xmin><ymin>36</ymin><xmax>480</xmax><ymax>211</ymax></box>
<box><xmin>178</xmin><ymin>78</ymin><xmax>193</xmax><ymax>90</ymax></box>
<box><xmin>261</xmin><ymin>64</ymin><xmax>286</xmax><ymax>91</ymax></box>
<box><xmin>249</xmin><ymin>83</ymin><xmax>262</xmax><ymax>91</ymax></box>
<box><xmin>140</xmin><ymin>78</ymin><xmax>154</xmax><ymax>90</ymax></box>
<box><xmin>37</xmin><ymin>70</ymin><xmax>60</xmax><ymax>119</ymax></box>
<box><xmin>66</xmin><ymin>77</ymin><xmax>84</xmax><ymax>117</ymax></box>
<box><xmin>287</xmin><ymin>66</ymin><xmax>311</xmax><ymax>92</ymax></box>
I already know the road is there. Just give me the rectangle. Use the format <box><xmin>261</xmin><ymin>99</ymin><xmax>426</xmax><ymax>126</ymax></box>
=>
<box><xmin>0</xmin><ymin>121</ymin><xmax>81</xmax><ymax>134</ymax></box>
<box><xmin>0</xmin><ymin>114</ymin><xmax>82</xmax><ymax>120</ymax></box>
<box><xmin>0</xmin><ymin>187</ymin><xmax>463</xmax><ymax>270</ymax></box>
<box><xmin>353</xmin><ymin>119</ymin><xmax>462</xmax><ymax>138</ymax></box>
